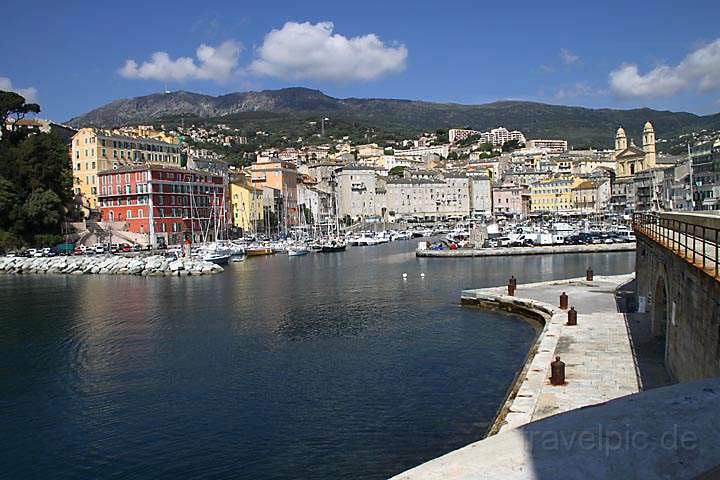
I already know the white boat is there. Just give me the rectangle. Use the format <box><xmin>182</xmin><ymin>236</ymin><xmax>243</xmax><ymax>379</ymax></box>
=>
<box><xmin>287</xmin><ymin>246</ymin><xmax>310</xmax><ymax>256</ymax></box>
<box><xmin>202</xmin><ymin>252</ymin><xmax>231</xmax><ymax>265</ymax></box>
<box><xmin>391</xmin><ymin>231</ymin><xmax>412</xmax><ymax>241</ymax></box>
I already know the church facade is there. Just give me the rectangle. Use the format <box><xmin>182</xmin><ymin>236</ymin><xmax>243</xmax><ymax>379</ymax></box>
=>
<box><xmin>609</xmin><ymin>121</ymin><xmax>657</xmax><ymax>215</ymax></box>
<box><xmin>613</xmin><ymin>122</ymin><xmax>657</xmax><ymax>177</ymax></box>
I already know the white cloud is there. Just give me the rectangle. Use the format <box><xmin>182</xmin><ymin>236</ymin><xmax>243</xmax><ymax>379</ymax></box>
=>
<box><xmin>0</xmin><ymin>76</ymin><xmax>38</xmax><ymax>102</ymax></box>
<box><xmin>249</xmin><ymin>21</ymin><xmax>407</xmax><ymax>82</ymax></box>
<box><xmin>554</xmin><ymin>82</ymin><xmax>603</xmax><ymax>100</ymax></box>
<box><xmin>560</xmin><ymin>48</ymin><xmax>579</xmax><ymax>65</ymax></box>
<box><xmin>610</xmin><ymin>39</ymin><xmax>720</xmax><ymax>99</ymax></box>
<box><xmin>119</xmin><ymin>41</ymin><xmax>241</xmax><ymax>82</ymax></box>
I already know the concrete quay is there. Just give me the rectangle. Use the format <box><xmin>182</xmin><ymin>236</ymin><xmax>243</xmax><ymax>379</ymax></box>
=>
<box><xmin>416</xmin><ymin>242</ymin><xmax>635</xmax><ymax>257</ymax></box>
<box><xmin>461</xmin><ymin>274</ymin><xmax>639</xmax><ymax>433</ymax></box>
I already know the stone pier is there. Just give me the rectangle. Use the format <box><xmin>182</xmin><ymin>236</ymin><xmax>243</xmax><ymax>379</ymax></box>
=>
<box><xmin>461</xmin><ymin>274</ymin><xmax>640</xmax><ymax>432</ymax></box>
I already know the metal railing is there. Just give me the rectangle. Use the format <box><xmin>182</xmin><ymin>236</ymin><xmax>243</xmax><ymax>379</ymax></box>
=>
<box><xmin>633</xmin><ymin>212</ymin><xmax>719</xmax><ymax>278</ymax></box>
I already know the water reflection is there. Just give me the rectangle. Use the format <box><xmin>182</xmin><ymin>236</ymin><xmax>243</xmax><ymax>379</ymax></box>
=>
<box><xmin>0</xmin><ymin>246</ymin><xmax>634</xmax><ymax>479</ymax></box>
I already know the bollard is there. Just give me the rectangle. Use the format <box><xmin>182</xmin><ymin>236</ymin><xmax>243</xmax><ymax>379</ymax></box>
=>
<box><xmin>559</xmin><ymin>291</ymin><xmax>569</xmax><ymax>310</ymax></box>
<box><xmin>550</xmin><ymin>356</ymin><xmax>566</xmax><ymax>385</ymax></box>
<box><xmin>567</xmin><ymin>306</ymin><xmax>577</xmax><ymax>326</ymax></box>
<box><xmin>586</xmin><ymin>267</ymin><xmax>594</xmax><ymax>281</ymax></box>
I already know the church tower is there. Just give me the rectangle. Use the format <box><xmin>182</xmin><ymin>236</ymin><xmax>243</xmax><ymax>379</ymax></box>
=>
<box><xmin>642</xmin><ymin>121</ymin><xmax>656</xmax><ymax>167</ymax></box>
<box><xmin>615</xmin><ymin>127</ymin><xmax>627</xmax><ymax>152</ymax></box>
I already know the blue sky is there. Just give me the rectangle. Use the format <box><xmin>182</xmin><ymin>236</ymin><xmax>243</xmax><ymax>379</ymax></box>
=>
<box><xmin>3</xmin><ymin>0</ymin><xmax>720</xmax><ymax>121</ymax></box>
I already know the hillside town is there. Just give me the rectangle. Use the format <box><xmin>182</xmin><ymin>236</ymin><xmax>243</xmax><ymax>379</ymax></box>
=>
<box><xmin>52</xmin><ymin>118</ymin><xmax>714</xmax><ymax>248</ymax></box>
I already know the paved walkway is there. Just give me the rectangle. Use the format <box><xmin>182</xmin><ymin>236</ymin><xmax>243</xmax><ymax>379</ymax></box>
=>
<box><xmin>462</xmin><ymin>274</ymin><xmax>640</xmax><ymax>432</ymax></box>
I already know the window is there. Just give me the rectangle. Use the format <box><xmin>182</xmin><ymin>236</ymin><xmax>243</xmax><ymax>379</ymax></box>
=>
<box><xmin>127</xmin><ymin>210</ymin><xmax>132</xmax><ymax>219</ymax></box>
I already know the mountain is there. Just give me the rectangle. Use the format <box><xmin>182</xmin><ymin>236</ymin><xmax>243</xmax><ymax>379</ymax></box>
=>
<box><xmin>67</xmin><ymin>87</ymin><xmax>720</xmax><ymax>149</ymax></box>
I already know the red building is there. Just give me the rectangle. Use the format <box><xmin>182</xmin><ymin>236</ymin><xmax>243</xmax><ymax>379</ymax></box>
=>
<box><xmin>98</xmin><ymin>164</ymin><xmax>228</xmax><ymax>247</ymax></box>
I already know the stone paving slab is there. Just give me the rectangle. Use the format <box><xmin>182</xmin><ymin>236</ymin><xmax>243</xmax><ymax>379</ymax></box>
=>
<box><xmin>462</xmin><ymin>274</ymin><xmax>639</xmax><ymax>433</ymax></box>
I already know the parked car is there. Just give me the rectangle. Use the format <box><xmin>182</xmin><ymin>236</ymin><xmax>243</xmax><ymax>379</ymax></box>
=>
<box><xmin>93</xmin><ymin>244</ymin><xmax>106</xmax><ymax>254</ymax></box>
<box><xmin>74</xmin><ymin>245</ymin><xmax>87</xmax><ymax>255</ymax></box>
<box><xmin>120</xmin><ymin>243</ymin><xmax>132</xmax><ymax>253</ymax></box>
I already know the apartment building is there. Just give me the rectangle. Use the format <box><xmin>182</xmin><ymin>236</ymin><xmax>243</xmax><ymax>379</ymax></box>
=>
<box><xmin>525</xmin><ymin>139</ymin><xmax>568</xmax><ymax>153</ymax></box>
<box><xmin>530</xmin><ymin>176</ymin><xmax>583</xmax><ymax>212</ymax></box>
<box><xmin>248</xmin><ymin>156</ymin><xmax>299</xmax><ymax>226</ymax></box>
<box><xmin>571</xmin><ymin>180</ymin><xmax>611</xmax><ymax>213</ymax></box>
<box><xmin>72</xmin><ymin>127</ymin><xmax>182</xmax><ymax>210</ymax></box>
<box><xmin>97</xmin><ymin>165</ymin><xmax>226</xmax><ymax>247</ymax></box>
<box><xmin>493</xmin><ymin>183</ymin><xmax>530</xmax><ymax>217</ymax></box>
<box><xmin>229</xmin><ymin>175</ymin><xmax>264</xmax><ymax>234</ymax></box>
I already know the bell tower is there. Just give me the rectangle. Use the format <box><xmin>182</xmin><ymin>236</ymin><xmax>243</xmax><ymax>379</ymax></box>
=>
<box><xmin>615</xmin><ymin>127</ymin><xmax>627</xmax><ymax>152</ymax></box>
<box><xmin>642</xmin><ymin>121</ymin><xmax>656</xmax><ymax>167</ymax></box>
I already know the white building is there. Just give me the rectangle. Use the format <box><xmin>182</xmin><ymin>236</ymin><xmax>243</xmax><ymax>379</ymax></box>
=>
<box><xmin>526</xmin><ymin>139</ymin><xmax>568</xmax><ymax>153</ymax></box>
<box><xmin>468</xmin><ymin>173</ymin><xmax>493</xmax><ymax>217</ymax></box>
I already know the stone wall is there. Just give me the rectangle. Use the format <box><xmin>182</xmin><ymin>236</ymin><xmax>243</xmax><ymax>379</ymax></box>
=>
<box><xmin>635</xmin><ymin>234</ymin><xmax>720</xmax><ymax>382</ymax></box>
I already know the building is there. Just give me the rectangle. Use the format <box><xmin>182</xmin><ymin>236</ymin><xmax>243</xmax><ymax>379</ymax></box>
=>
<box><xmin>449</xmin><ymin>128</ymin><xmax>482</xmax><ymax>143</ymax></box>
<box><xmin>229</xmin><ymin>175</ymin><xmax>264</xmax><ymax>234</ymax></box>
<box><xmin>525</xmin><ymin>139</ymin><xmax>568</xmax><ymax>153</ymax></box>
<box><xmin>450</xmin><ymin>127</ymin><xmax>526</xmax><ymax>147</ymax></box>
<box><xmin>571</xmin><ymin>180</ymin><xmax>611</xmax><ymax>213</ymax></box>
<box><xmin>468</xmin><ymin>173</ymin><xmax>492</xmax><ymax>217</ymax></box>
<box><xmin>492</xmin><ymin>183</ymin><xmax>529</xmax><ymax>217</ymax></box>
<box><xmin>97</xmin><ymin>164</ymin><xmax>226</xmax><ymax>247</ymax></box>
<box><xmin>613</xmin><ymin>122</ymin><xmax>657</xmax><ymax>178</ymax></box>
<box><xmin>72</xmin><ymin>127</ymin><xmax>182</xmax><ymax>211</ymax></box>
<box><xmin>690</xmin><ymin>138</ymin><xmax>720</xmax><ymax>210</ymax></box>
<box><xmin>394</xmin><ymin>144</ymin><xmax>450</xmax><ymax>159</ymax></box>
<box><xmin>530</xmin><ymin>176</ymin><xmax>583</xmax><ymax>212</ymax></box>
<box><xmin>336</xmin><ymin>165</ymin><xmax>381</xmax><ymax>221</ymax></box>
<box><xmin>633</xmin><ymin>167</ymin><xmax>673</xmax><ymax>212</ymax></box>
<box><xmin>249</xmin><ymin>156</ymin><xmax>299</xmax><ymax>227</ymax></box>
<box><xmin>384</xmin><ymin>174</ymin><xmax>470</xmax><ymax>221</ymax></box>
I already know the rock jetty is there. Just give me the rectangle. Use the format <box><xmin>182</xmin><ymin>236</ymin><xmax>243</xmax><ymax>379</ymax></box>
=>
<box><xmin>0</xmin><ymin>255</ymin><xmax>224</xmax><ymax>276</ymax></box>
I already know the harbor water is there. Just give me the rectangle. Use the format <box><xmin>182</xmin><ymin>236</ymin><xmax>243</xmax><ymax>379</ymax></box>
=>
<box><xmin>0</xmin><ymin>242</ymin><xmax>635</xmax><ymax>479</ymax></box>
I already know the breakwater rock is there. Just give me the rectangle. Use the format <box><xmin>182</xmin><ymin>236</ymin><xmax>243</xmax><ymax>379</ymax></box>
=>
<box><xmin>0</xmin><ymin>255</ymin><xmax>224</xmax><ymax>276</ymax></box>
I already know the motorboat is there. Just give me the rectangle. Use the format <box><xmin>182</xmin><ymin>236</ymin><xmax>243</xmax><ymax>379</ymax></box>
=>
<box><xmin>202</xmin><ymin>252</ymin><xmax>231</xmax><ymax>265</ymax></box>
<box><xmin>287</xmin><ymin>246</ymin><xmax>310</xmax><ymax>256</ymax></box>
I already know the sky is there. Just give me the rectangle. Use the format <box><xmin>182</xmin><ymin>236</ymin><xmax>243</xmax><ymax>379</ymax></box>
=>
<box><xmin>3</xmin><ymin>0</ymin><xmax>720</xmax><ymax>122</ymax></box>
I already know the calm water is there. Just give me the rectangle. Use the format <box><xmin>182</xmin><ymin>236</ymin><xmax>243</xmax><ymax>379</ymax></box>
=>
<box><xmin>0</xmin><ymin>242</ymin><xmax>634</xmax><ymax>479</ymax></box>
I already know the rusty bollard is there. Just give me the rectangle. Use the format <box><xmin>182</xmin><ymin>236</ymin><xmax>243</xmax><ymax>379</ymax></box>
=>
<box><xmin>567</xmin><ymin>306</ymin><xmax>577</xmax><ymax>326</ymax></box>
<box><xmin>559</xmin><ymin>292</ymin><xmax>569</xmax><ymax>310</ymax></box>
<box><xmin>507</xmin><ymin>276</ymin><xmax>516</xmax><ymax>296</ymax></box>
<box><xmin>550</xmin><ymin>356</ymin><xmax>566</xmax><ymax>385</ymax></box>
<box><xmin>586</xmin><ymin>267</ymin><xmax>594</xmax><ymax>281</ymax></box>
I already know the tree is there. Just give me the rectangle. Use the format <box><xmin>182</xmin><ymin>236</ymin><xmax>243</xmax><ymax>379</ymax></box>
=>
<box><xmin>0</xmin><ymin>91</ymin><xmax>72</xmax><ymax>246</ymax></box>
<box><xmin>0</xmin><ymin>91</ymin><xmax>40</xmax><ymax>136</ymax></box>
<box><xmin>502</xmin><ymin>139</ymin><xmax>523</xmax><ymax>152</ymax></box>
<box><xmin>388</xmin><ymin>166</ymin><xmax>407</xmax><ymax>177</ymax></box>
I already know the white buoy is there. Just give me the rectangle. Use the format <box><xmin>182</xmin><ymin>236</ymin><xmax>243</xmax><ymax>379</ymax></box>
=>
<box><xmin>420</xmin><ymin>272</ymin><xmax>425</xmax><ymax>278</ymax></box>
<box><xmin>402</xmin><ymin>272</ymin><xmax>408</xmax><ymax>279</ymax></box>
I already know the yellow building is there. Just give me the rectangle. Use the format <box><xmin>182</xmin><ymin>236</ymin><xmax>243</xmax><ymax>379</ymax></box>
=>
<box><xmin>71</xmin><ymin>127</ymin><xmax>182</xmax><ymax>210</ymax></box>
<box><xmin>230</xmin><ymin>177</ymin><xmax>264</xmax><ymax>233</ymax></box>
<box><xmin>530</xmin><ymin>176</ymin><xmax>583</xmax><ymax>212</ymax></box>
